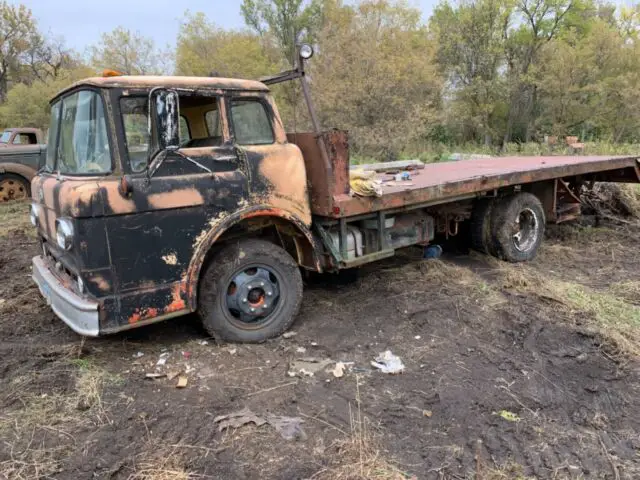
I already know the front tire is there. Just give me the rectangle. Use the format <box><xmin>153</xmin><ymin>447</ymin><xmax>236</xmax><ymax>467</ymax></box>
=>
<box><xmin>198</xmin><ymin>239</ymin><xmax>303</xmax><ymax>343</ymax></box>
<box><xmin>490</xmin><ymin>193</ymin><xmax>545</xmax><ymax>262</ymax></box>
<box><xmin>0</xmin><ymin>174</ymin><xmax>30</xmax><ymax>203</ymax></box>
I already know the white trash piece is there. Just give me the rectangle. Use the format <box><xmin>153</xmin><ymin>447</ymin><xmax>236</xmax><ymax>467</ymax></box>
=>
<box><xmin>156</xmin><ymin>352</ymin><xmax>170</xmax><ymax>366</ymax></box>
<box><xmin>371</xmin><ymin>350</ymin><xmax>405</xmax><ymax>374</ymax></box>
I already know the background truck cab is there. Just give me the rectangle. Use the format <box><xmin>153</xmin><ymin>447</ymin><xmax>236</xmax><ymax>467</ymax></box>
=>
<box><xmin>0</xmin><ymin>128</ymin><xmax>46</xmax><ymax>202</ymax></box>
<box><xmin>0</xmin><ymin>127</ymin><xmax>44</xmax><ymax>148</ymax></box>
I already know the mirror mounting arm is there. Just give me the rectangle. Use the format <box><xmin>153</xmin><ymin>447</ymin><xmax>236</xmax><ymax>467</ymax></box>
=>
<box><xmin>147</xmin><ymin>150</ymin><xmax>168</xmax><ymax>182</ymax></box>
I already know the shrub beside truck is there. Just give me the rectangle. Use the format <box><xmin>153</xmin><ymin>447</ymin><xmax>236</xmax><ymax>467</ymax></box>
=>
<box><xmin>0</xmin><ymin>128</ymin><xmax>45</xmax><ymax>202</ymax></box>
<box><xmin>27</xmin><ymin>45</ymin><xmax>640</xmax><ymax>341</ymax></box>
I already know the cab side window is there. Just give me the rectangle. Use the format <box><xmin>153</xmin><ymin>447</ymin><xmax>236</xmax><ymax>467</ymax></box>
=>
<box><xmin>205</xmin><ymin>110</ymin><xmax>221</xmax><ymax>137</ymax></box>
<box><xmin>120</xmin><ymin>97</ymin><xmax>150</xmax><ymax>172</ymax></box>
<box><xmin>179</xmin><ymin>116</ymin><xmax>191</xmax><ymax>144</ymax></box>
<box><xmin>230</xmin><ymin>99</ymin><xmax>274</xmax><ymax>145</ymax></box>
<box><xmin>13</xmin><ymin>133</ymin><xmax>37</xmax><ymax>144</ymax></box>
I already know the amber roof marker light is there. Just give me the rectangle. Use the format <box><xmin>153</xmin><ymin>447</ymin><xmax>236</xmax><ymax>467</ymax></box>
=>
<box><xmin>102</xmin><ymin>69</ymin><xmax>124</xmax><ymax>77</ymax></box>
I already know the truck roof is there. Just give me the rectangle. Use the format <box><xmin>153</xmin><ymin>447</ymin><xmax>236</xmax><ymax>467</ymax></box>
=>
<box><xmin>53</xmin><ymin>75</ymin><xmax>270</xmax><ymax>100</ymax></box>
<box><xmin>2</xmin><ymin>127</ymin><xmax>41</xmax><ymax>133</ymax></box>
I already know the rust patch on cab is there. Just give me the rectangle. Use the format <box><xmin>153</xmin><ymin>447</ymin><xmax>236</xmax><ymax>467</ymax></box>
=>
<box><xmin>166</xmin><ymin>282</ymin><xmax>188</xmax><ymax>313</ymax></box>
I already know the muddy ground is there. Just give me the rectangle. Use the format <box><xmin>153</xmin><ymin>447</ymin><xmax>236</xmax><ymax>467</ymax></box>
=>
<box><xmin>1</xmin><ymin>200</ymin><xmax>640</xmax><ymax>479</ymax></box>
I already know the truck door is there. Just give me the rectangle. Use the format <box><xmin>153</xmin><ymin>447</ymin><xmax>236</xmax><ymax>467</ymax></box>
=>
<box><xmin>101</xmin><ymin>92</ymin><xmax>249</xmax><ymax>325</ymax></box>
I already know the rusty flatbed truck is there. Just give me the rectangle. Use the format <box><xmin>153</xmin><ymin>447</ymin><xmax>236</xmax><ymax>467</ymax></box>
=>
<box><xmin>30</xmin><ymin>45</ymin><xmax>640</xmax><ymax>341</ymax></box>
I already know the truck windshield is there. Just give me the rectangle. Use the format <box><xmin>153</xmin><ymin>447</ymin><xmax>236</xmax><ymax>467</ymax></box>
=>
<box><xmin>120</xmin><ymin>97</ymin><xmax>151</xmax><ymax>172</ymax></box>
<box><xmin>0</xmin><ymin>131</ymin><xmax>10</xmax><ymax>143</ymax></box>
<box><xmin>45</xmin><ymin>102</ymin><xmax>61</xmax><ymax>170</ymax></box>
<box><xmin>49</xmin><ymin>90</ymin><xmax>111</xmax><ymax>174</ymax></box>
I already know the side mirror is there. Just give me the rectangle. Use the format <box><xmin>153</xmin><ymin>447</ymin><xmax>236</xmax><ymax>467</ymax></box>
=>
<box><xmin>148</xmin><ymin>88</ymin><xmax>180</xmax><ymax>178</ymax></box>
<box><xmin>149</xmin><ymin>88</ymin><xmax>180</xmax><ymax>155</ymax></box>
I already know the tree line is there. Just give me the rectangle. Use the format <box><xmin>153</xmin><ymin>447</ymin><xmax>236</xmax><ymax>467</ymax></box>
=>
<box><xmin>1</xmin><ymin>0</ymin><xmax>640</xmax><ymax>159</ymax></box>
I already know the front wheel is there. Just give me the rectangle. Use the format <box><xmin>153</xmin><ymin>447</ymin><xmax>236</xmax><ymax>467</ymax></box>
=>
<box><xmin>198</xmin><ymin>239</ymin><xmax>303</xmax><ymax>343</ymax></box>
<box><xmin>0</xmin><ymin>174</ymin><xmax>30</xmax><ymax>203</ymax></box>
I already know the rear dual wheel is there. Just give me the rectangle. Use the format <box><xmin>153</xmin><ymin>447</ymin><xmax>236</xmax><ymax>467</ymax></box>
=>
<box><xmin>470</xmin><ymin>197</ymin><xmax>496</xmax><ymax>255</ymax></box>
<box><xmin>198</xmin><ymin>239</ymin><xmax>303</xmax><ymax>343</ymax></box>
<box><xmin>470</xmin><ymin>192</ymin><xmax>545</xmax><ymax>262</ymax></box>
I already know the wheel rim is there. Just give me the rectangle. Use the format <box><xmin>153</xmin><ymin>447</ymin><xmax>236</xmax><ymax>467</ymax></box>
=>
<box><xmin>224</xmin><ymin>265</ymin><xmax>282</xmax><ymax>329</ymax></box>
<box><xmin>0</xmin><ymin>178</ymin><xmax>27</xmax><ymax>202</ymax></box>
<box><xmin>512</xmin><ymin>208</ymin><xmax>539</xmax><ymax>252</ymax></box>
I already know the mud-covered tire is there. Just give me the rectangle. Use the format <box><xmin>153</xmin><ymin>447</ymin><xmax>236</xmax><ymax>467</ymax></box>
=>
<box><xmin>470</xmin><ymin>198</ymin><xmax>496</xmax><ymax>255</ymax></box>
<box><xmin>198</xmin><ymin>238</ymin><xmax>303</xmax><ymax>343</ymax></box>
<box><xmin>490</xmin><ymin>193</ymin><xmax>545</xmax><ymax>262</ymax></box>
<box><xmin>0</xmin><ymin>173</ymin><xmax>30</xmax><ymax>203</ymax></box>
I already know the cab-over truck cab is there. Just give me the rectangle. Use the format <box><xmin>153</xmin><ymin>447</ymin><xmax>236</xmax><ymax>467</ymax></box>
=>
<box><xmin>31</xmin><ymin>72</ymin><xmax>318</xmax><ymax>341</ymax></box>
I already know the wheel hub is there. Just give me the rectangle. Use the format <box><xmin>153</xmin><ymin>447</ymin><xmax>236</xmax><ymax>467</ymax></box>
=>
<box><xmin>247</xmin><ymin>288</ymin><xmax>265</xmax><ymax>306</ymax></box>
<box><xmin>0</xmin><ymin>178</ymin><xmax>27</xmax><ymax>202</ymax></box>
<box><xmin>226</xmin><ymin>267</ymin><xmax>280</xmax><ymax>323</ymax></box>
<box><xmin>513</xmin><ymin>208</ymin><xmax>538</xmax><ymax>252</ymax></box>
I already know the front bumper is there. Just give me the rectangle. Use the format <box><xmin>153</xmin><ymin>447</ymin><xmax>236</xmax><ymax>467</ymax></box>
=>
<box><xmin>32</xmin><ymin>256</ymin><xmax>100</xmax><ymax>336</ymax></box>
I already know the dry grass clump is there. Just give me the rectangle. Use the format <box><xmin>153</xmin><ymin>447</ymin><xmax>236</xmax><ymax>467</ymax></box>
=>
<box><xmin>126</xmin><ymin>439</ymin><xmax>229</xmax><ymax>479</ymax></box>
<box><xmin>321</xmin><ymin>418</ymin><xmax>406</xmax><ymax>480</ymax></box>
<box><xmin>313</xmin><ymin>377</ymin><xmax>411</xmax><ymax>480</ymax></box>
<box><xmin>0</xmin><ymin>392</ymin><xmax>76</xmax><ymax>479</ymax></box>
<box><xmin>0</xmin><ymin>200</ymin><xmax>32</xmax><ymax>237</ymax></box>
<box><xmin>127</xmin><ymin>448</ymin><xmax>198</xmax><ymax>480</ymax></box>
<box><xmin>404</xmin><ymin>248</ymin><xmax>640</xmax><ymax>357</ymax></box>
<box><xmin>582</xmin><ymin>182</ymin><xmax>640</xmax><ymax>219</ymax></box>
<box><xmin>414</xmin><ymin>258</ymin><xmax>480</xmax><ymax>286</ymax></box>
<box><xmin>558</xmin><ymin>282</ymin><xmax>640</xmax><ymax>356</ymax></box>
<box><xmin>0</xmin><ymin>358</ymin><xmax>119</xmax><ymax>479</ymax></box>
<box><xmin>491</xmin><ymin>263</ymin><xmax>547</xmax><ymax>293</ymax></box>
<box><xmin>481</xmin><ymin>462</ymin><xmax>535</xmax><ymax>480</ymax></box>
<box><xmin>72</xmin><ymin>359</ymin><xmax>119</xmax><ymax>425</ymax></box>
<box><xmin>0</xmin><ymin>440</ymin><xmax>67</xmax><ymax>480</ymax></box>
<box><xmin>490</xmin><ymin>259</ymin><xmax>640</xmax><ymax>356</ymax></box>
<box><xmin>609</xmin><ymin>280</ymin><xmax>640</xmax><ymax>306</ymax></box>
<box><xmin>405</xmin><ymin>258</ymin><xmax>506</xmax><ymax>308</ymax></box>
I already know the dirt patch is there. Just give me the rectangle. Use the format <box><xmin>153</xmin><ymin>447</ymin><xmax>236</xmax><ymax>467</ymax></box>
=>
<box><xmin>1</xmin><ymin>200</ymin><xmax>640</xmax><ymax>479</ymax></box>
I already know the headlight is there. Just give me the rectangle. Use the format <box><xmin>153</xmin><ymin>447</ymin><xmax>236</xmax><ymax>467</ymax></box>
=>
<box><xmin>299</xmin><ymin>43</ymin><xmax>314</xmax><ymax>60</ymax></box>
<box><xmin>56</xmin><ymin>218</ymin><xmax>74</xmax><ymax>250</ymax></box>
<box><xmin>30</xmin><ymin>203</ymin><xmax>41</xmax><ymax>227</ymax></box>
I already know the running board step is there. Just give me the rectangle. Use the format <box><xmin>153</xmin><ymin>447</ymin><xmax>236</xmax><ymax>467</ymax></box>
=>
<box><xmin>341</xmin><ymin>249</ymin><xmax>395</xmax><ymax>268</ymax></box>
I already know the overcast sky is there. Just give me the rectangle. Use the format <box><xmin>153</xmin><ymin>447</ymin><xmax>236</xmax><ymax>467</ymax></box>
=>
<box><xmin>12</xmin><ymin>0</ymin><xmax>437</xmax><ymax>54</ymax></box>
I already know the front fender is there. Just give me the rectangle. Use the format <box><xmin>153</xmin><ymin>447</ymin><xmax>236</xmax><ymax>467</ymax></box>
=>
<box><xmin>185</xmin><ymin>205</ymin><xmax>321</xmax><ymax>308</ymax></box>
<box><xmin>0</xmin><ymin>162</ymin><xmax>37</xmax><ymax>182</ymax></box>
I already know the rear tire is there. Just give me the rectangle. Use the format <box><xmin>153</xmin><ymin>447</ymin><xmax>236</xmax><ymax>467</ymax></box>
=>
<box><xmin>0</xmin><ymin>174</ymin><xmax>30</xmax><ymax>203</ymax></box>
<box><xmin>198</xmin><ymin>239</ymin><xmax>303</xmax><ymax>343</ymax></box>
<box><xmin>490</xmin><ymin>193</ymin><xmax>545</xmax><ymax>262</ymax></box>
<box><xmin>470</xmin><ymin>198</ymin><xmax>496</xmax><ymax>255</ymax></box>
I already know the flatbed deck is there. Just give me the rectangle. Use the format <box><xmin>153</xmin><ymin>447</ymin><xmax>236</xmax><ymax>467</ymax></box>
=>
<box><xmin>331</xmin><ymin>155</ymin><xmax>640</xmax><ymax>217</ymax></box>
